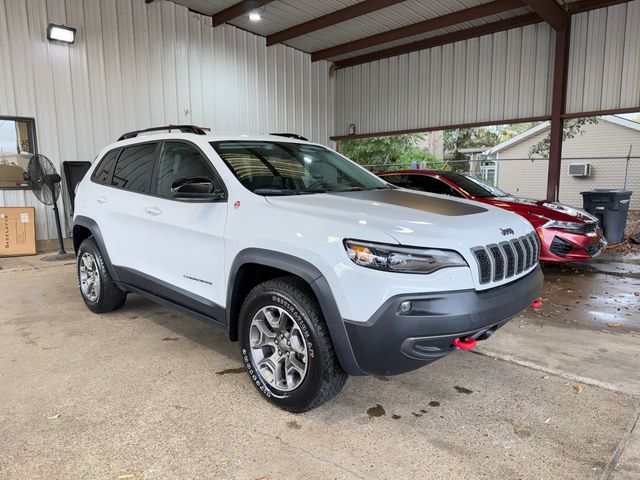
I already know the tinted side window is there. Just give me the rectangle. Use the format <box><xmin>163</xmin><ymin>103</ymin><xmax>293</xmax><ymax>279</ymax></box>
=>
<box><xmin>91</xmin><ymin>149</ymin><xmax>119</xmax><ymax>185</ymax></box>
<box><xmin>111</xmin><ymin>143</ymin><xmax>157</xmax><ymax>192</ymax></box>
<box><xmin>407</xmin><ymin>175</ymin><xmax>463</xmax><ymax>198</ymax></box>
<box><xmin>155</xmin><ymin>142</ymin><xmax>222</xmax><ymax>197</ymax></box>
<box><xmin>381</xmin><ymin>174</ymin><xmax>407</xmax><ymax>188</ymax></box>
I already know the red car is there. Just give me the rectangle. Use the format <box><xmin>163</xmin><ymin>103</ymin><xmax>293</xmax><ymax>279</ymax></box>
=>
<box><xmin>378</xmin><ymin>170</ymin><xmax>605</xmax><ymax>263</ymax></box>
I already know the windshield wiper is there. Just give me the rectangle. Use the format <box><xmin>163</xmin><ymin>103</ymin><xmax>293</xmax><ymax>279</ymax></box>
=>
<box><xmin>253</xmin><ymin>188</ymin><xmax>301</xmax><ymax>195</ymax></box>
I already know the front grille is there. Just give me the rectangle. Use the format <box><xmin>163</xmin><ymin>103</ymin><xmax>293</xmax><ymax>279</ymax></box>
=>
<box><xmin>585</xmin><ymin>242</ymin><xmax>601</xmax><ymax>256</ymax></box>
<box><xmin>549</xmin><ymin>236</ymin><xmax>573</xmax><ymax>256</ymax></box>
<box><xmin>472</xmin><ymin>232</ymin><xmax>539</xmax><ymax>285</ymax></box>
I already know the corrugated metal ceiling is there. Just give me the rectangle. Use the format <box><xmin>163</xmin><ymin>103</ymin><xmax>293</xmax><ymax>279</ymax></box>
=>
<box><xmin>170</xmin><ymin>0</ymin><xmax>558</xmax><ymax>61</ymax></box>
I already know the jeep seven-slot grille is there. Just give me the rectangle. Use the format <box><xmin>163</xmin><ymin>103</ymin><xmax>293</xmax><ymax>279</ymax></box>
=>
<box><xmin>472</xmin><ymin>232</ymin><xmax>540</xmax><ymax>285</ymax></box>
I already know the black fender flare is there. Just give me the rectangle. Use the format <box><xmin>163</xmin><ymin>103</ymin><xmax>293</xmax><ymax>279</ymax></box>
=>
<box><xmin>73</xmin><ymin>215</ymin><xmax>119</xmax><ymax>282</ymax></box>
<box><xmin>227</xmin><ymin>248</ymin><xmax>364</xmax><ymax>376</ymax></box>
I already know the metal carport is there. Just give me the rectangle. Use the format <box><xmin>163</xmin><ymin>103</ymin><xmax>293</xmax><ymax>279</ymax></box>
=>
<box><xmin>172</xmin><ymin>0</ymin><xmax>640</xmax><ymax>201</ymax></box>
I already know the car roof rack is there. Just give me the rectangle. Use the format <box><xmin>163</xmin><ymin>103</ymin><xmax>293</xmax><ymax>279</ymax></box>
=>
<box><xmin>269</xmin><ymin>133</ymin><xmax>309</xmax><ymax>142</ymax></box>
<box><xmin>118</xmin><ymin>125</ymin><xmax>208</xmax><ymax>141</ymax></box>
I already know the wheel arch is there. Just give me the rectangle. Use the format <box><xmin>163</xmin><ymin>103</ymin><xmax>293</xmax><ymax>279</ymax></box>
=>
<box><xmin>227</xmin><ymin>249</ymin><xmax>363</xmax><ymax>376</ymax></box>
<box><xmin>73</xmin><ymin>216</ymin><xmax>119</xmax><ymax>281</ymax></box>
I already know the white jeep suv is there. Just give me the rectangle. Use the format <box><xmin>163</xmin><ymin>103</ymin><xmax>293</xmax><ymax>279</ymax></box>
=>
<box><xmin>73</xmin><ymin>125</ymin><xmax>543</xmax><ymax>412</ymax></box>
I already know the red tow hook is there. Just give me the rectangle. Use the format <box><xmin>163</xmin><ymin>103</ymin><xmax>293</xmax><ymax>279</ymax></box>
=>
<box><xmin>530</xmin><ymin>298</ymin><xmax>543</xmax><ymax>309</ymax></box>
<box><xmin>453</xmin><ymin>337</ymin><xmax>477</xmax><ymax>350</ymax></box>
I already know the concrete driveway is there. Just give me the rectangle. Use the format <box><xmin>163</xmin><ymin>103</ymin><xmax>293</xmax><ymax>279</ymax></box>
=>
<box><xmin>1</xmin><ymin>256</ymin><xmax>639</xmax><ymax>479</ymax></box>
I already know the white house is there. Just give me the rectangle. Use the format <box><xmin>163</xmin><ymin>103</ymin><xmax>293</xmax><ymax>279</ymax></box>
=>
<box><xmin>484</xmin><ymin>116</ymin><xmax>640</xmax><ymax>209</ymax></box>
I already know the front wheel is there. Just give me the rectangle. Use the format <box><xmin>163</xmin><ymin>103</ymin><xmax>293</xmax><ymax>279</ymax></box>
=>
<box><xmin>76</xmin><ymin>237</ymin><xmax>127</xmax><ymax>313</ymax></box>
<box><xmin>239</xmin><ymin>277</ymin><xmax>347</xmax><ymax>412</ymax></box>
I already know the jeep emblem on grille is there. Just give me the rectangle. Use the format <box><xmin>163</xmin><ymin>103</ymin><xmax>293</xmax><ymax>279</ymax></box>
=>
<box><xmin>500</xmin><ymin>228</ymin><xmax>515</xmax><ymax>236</ymax></box>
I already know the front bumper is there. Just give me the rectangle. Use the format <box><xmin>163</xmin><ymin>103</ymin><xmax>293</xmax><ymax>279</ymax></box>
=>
<box><xmin>344</xmin><ymin>265</ymin><xmax>544</xmax><ymax>376</ymax></box>
<box><xmin>539</xmin><ymin>227</ymin><xmax>605</xmax><ymax>262</ymax></box>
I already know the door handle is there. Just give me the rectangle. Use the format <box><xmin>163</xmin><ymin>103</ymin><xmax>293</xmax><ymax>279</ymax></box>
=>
<box><xmin>95</xmin><ymin>196</ymin><xmax>107</xmax><ymax>204</ymax></box>
<box><xmin>144</xmin><ymin>206</ymin><xmax>163</xmax><ymax>216</ymax></box>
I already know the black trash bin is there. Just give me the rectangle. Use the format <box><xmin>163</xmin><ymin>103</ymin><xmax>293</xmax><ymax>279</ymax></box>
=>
<box><xmin>580</xmin><ymin>189</ymin><xmax>633</xmax><ymax>244</ymax></box>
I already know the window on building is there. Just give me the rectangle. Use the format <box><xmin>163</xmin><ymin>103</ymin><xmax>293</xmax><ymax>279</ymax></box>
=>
<box><xmin>0</xmin><ymin>116</ymin><xmax>37</xmax><ymax>189</ymax></box>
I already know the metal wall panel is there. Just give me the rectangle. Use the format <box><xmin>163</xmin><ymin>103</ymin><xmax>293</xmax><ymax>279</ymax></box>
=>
<box><xmin>334</xmin><ymin>1</ymin><xmax>640</xmax><ymax>138</ymax></box>
<box><xmin>0</xmin><ymin>0</ymin><xmax>334</xmax><ymax>241</ymax></box>
<box><xmin>333</xmin><ymin>22</ymin><xmax>555</xmax><ymax>137</ymax></box>
<box><xmin>566</xmin><ymin>1</ymin><xmax>640</xmax><ymax>114</ymax></box>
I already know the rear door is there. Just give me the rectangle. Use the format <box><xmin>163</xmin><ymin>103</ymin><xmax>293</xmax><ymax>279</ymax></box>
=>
<box><xmin>99</xmin><ymin>141</ymin><xmax>160</xmax><ymax>275</ymax></box>
<box><xmin>139</xmin><ymin>140</ymin><xmax>228</xmax><ymax>314</ymax></box>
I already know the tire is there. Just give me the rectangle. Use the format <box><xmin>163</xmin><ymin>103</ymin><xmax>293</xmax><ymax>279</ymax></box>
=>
<box><xmin>76</xmin><ymin>237</ymin><xmax>127</xmax><ymax>313</ymax></box>
<box><xmin>239</xmin><ymin>277</ymin><xmax>347</xmax><ymax>412</ymax></box>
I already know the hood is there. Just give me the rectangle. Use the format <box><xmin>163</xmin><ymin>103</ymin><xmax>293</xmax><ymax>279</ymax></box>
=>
<box><xmin>265</xmin><ymin>188</ymin><xmax>534</xmax><ymax>248</ymax></box>
<box><xmin>481</xmin><ymin>196</ymin><xmax>597</xmax><ymax>224</ymax></box>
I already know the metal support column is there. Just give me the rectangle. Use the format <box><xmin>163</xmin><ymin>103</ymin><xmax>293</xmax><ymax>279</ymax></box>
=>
<box><xmin>546</xmin><ymin>26</ymin><xmax>570</xmax><ymax>202</ymax></box>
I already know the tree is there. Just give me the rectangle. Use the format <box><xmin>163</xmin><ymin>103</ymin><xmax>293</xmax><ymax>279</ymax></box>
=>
<box><xmin>528</xmin><ymin>117</ymin><xmax>598</xmax><ymax>158</ymax></box>
<box><xmin>443</xmin><ymin>128</ymin><xmax>500</xmax><ymax>162</ymax></box>
<box><xmin>340</xmin><ymin>133</ymin><xmax>427</xmax><ymax>166</ymax></box>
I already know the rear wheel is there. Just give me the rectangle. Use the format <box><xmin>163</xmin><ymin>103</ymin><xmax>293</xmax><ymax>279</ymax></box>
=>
<box><xmin>76</xmin><ymin>237</ymin><xmax>126</xmax><ymax>313</ymax></box>
<box><xmin>239</xmin><ymin>277</ymin><xmax>347</xmax><ymax>412</ymax></box>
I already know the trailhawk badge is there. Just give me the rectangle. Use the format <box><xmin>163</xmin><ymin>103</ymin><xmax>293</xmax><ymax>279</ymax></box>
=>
<box><xmin>500</xmin><ymin>227</ymin><xmax>515</xmax><ymax>236</ymax></box>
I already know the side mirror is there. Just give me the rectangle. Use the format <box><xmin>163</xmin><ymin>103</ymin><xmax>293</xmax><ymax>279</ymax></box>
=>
<box><xmin>171</xmin><ymin>177</ymin><xmax>224</xmax><ymax>200</ymax></box>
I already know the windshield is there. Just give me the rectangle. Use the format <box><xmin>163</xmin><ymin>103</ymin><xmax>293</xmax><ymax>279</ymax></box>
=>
<box><xmin>441</xmin><ymin>172</ymin><xmax>508</xmax><ymax>198</ymax></box>
<box><xmin>211</xmin><ymin>141</ymin><xmax>389</xmax><ymax>195</ymax></box>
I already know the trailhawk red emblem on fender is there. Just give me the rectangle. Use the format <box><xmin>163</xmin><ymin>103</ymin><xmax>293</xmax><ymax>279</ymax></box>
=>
<box><xmin>233</xmin><ymin>201</ymin><xmax>241</xmax><ymax>209</ymax></box>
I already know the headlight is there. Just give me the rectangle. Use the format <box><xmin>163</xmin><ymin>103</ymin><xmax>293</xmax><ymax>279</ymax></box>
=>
<box><xmin>543</xmin><ymin>219</ymin><xmax>585</xmax><ymax>233</ymax></box>
<box><xmin>344</xmin><ymin>240</ymin><xmax>468</xmax><ymax>274</ymax></box>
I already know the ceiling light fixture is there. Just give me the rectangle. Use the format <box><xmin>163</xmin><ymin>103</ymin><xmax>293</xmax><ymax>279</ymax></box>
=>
<box><xmin>248</xmin><ymin>11</ymin><xmax>261</xmax><ymax>21</ymax></box>
<box><xmin>47</xmin><ymin>23</ymin><xmax>76</xmax><ymax>44</ymax></box>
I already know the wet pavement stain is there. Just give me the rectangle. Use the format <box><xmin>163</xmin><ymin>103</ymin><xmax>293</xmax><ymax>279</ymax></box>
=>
<box><xmin>367</xmin><ymin>404</ymin><xmax>386</xmax><ymax>417</ymax></box>
<box><xmin>391</xmin><ymin>414</ymin><xmax>401</xmax><ymax>420</ymax></box>
<box><xmin>286</xmin><ymin>420</ymin><xmax>302</xmax><ymax>429</ymax></box>
<box><xmin>454</xmin><ymin>386</ymin><xmax>473</xmax><ymax>394</ymax></box>
<box><xmin>216</xmin><ymin>367</ymin><xmax>245</xmax><ymax>375</ymax></box>
<box><xmin>161</xmin><ymin>337</ymin><xmax>179</xmax><ymax>342</ymax></box>
<box><xmin>429</xmin><ymin>401</ymin><xmax>441</xmax><ymax>407</ymax></box>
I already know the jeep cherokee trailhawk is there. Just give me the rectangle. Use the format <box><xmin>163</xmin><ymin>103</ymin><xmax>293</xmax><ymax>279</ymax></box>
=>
<box><xmin>73</xmin><ymin>125</ymin><xmax>543</xmax><ymax>412</ymax></box>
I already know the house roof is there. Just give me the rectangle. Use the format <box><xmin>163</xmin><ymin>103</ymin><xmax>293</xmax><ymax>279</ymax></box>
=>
<box><xmin>484</xmin><ymin>115</ymin><xmax>640</xmax><ymax>155</ymax></box>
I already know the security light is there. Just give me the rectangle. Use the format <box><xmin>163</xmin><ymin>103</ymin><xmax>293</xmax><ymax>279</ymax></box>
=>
<box><xmin>47</xmin><ymin>24</ymin><xmax>76</xmax><ymax>44</ymax></box>
<box><xmin>248</xmin><ymin>11</ymin><xmax>261</xmax><ymax>21</ymax></box>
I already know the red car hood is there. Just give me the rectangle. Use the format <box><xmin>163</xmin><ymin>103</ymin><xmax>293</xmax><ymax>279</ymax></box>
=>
<box><xmin>477</xmin><ymin>196</ymin><xmax>597</xmax><ymax>225</ymax></box>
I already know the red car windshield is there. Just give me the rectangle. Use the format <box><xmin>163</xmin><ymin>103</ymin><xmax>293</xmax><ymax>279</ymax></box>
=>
<box><xmin>441</xmin><ymin>172</ymin><xmax>508</xmax><ymax>199</ymax></box>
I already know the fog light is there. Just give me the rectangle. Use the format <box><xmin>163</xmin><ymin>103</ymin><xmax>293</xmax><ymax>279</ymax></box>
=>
<box><xmin>400</xmin><ymin>301</ymin><xmax>412</xmax><ymax>312</ymax></box>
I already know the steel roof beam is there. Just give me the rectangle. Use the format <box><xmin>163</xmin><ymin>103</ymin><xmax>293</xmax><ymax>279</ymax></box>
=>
<box><xmin>334</xmin><ymin>13</ymin><xmax>541</xmax><ymax>69</ymax></box>
<box><xmin>212</xmin><ymin>0</ymin><xmax>277</xmax><ymax>27</ymax></box>
<box><xmin>312</xmin><ymin>0</ymin><xmax>523</xmax><ymax>62</ymax></box>
<box><xmin>521</xmin><ymin>0</ymin><xmax>568</xmax><ymax>30</ymax></box>
<box><xmin>266</xmin><ymin>0</ymin><xmax>405</xmax><ymax>46</ymax></box>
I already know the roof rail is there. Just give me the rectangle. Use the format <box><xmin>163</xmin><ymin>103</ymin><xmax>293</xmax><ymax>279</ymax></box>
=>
<box><xmin>118</xmin><ymin>125</ymin><xmax>208</xmax><ymax>141</ymax></box>
<box><xmin>269</xmin><ymin>132</ymin><xmax>309</xmax><ymax>142</ymax></box>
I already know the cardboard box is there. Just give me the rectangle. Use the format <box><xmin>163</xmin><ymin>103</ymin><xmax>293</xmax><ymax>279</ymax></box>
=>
<box><xmin>0</xmin><ymin>207</ymin><xmax>36</xmax><ymax>257</ymax></box>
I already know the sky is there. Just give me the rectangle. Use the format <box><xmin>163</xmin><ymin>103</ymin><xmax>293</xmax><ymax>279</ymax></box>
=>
<box><xmin>0</xmin><ymin>120</ymin><xmax>17</xmax><ymax>154</ymax></box>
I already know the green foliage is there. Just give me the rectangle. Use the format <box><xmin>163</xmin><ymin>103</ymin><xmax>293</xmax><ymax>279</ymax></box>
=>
<box><xmin>443</xmin><ymin>128</ymin><xmax>500</xmax><ymax>160</ymax></box>
<box><xmin>528</xmin><ymin>117</ymin><xmax>598</xmax><ymax>158</ymax></box>
<box><xmin>497</xmin><ymin>122</ymin><xmax>540</xmax><ymax>143</ymax></box>
<box><xmin>340</xmin><ymin>133</ymin><xmax>431</xmax><ymax>166</ymax></box>
<box><xmin>397</xmin><ymin>146</ymin><xmax>446</xmax><ymax>169</ymax></box>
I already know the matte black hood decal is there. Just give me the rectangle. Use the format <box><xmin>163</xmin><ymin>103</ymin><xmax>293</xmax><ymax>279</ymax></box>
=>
<box><xmin>330</xmin><ymin>189</ymin><xmax>488</xmax><ymax>216</ymax></box>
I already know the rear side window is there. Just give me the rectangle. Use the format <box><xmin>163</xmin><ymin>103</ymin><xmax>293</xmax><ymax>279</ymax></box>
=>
<box><xmin>111</xmin><ymin>143</ymin><xmax>157</xmax><ymax>192</ymax></box>
<box><xmin>91</xmin><ymin>149</ymin><xmax>119</xmax><ymax>185</ymax></box>
<box><xmin>407</xmin><ymin>175</ymin><xmax>463</xmax><ymax>198</ymax></box>
<box><xmin>381</xmin><ymin>174</ymin><xmax>407</xmax><ymax>187</ymax></box>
